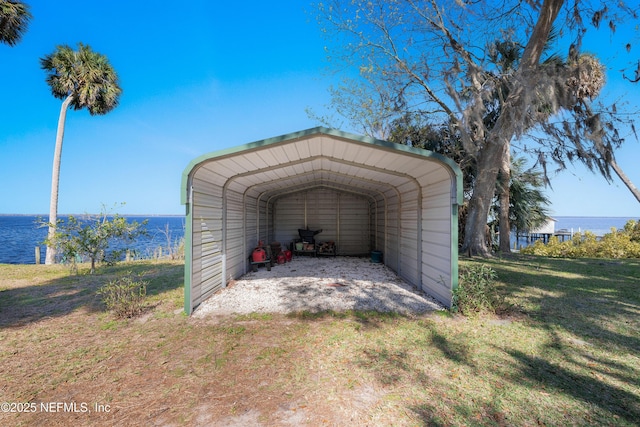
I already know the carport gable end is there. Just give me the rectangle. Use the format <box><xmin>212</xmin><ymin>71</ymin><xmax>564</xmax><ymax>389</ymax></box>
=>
<box><xmin>181</xmin><ymin>127</ymin><xmax>463</xmax><ymax>315</ymax></box>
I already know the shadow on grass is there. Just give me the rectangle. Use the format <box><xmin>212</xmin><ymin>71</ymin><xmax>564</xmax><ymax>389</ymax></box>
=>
<box><xmin>482</xmin><ymin>255</ymin><xmax>640</xmax><ymax>353</ymax></box>
<box><xmin>350</xmin><ymin>256</ymin><xmax>639</xmax><ymax>425</ymax></box>
<box><xmin>0</xmin><ymin>261</ymin><xmax>184</xmax><ymax>328</ymax></box>
<box><xmin>504</xmin><ymin>348</ymin><xmax>640</xmax><ymax>424</ymax></box>
<box><xmin>286</xmin><ymin>309</ymin><xmax>405</xmax><ymax>330</ymax></box>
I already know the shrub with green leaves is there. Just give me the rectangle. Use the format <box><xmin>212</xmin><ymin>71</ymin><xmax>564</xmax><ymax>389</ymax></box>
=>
<box><xmin>97</xmin><ymin>273</ymin><xmax>148</xmax><ymax>318</ymax></box>
<box><xmin>42</xmin><ymin>204</ymin><xmax>148</xmax><ymax>274</ymax></box>
<box><xmin>453</xmin><ymin>264</ymin><xmax>504</xmax><ymax>315</ymax></box>
<box><xmin>521</xmin><ymin>219</ymin><xmax>640</xmax><ymax>259</ymax></box>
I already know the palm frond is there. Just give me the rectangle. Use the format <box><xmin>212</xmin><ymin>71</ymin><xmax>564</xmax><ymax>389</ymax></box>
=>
<box><xmin>0</xmin><ymin>0</ymin><xmax>31</xmax><ymax>46</ymax></box>
<box><xmin>40</xmin><ymin>43</ymin><xmax>122</xmax><ymax>115</ymax></box>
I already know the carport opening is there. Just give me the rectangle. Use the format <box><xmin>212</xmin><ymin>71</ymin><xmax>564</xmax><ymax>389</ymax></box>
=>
<box><xmin>182</xmin><ymin>128</ymin><xmax>462</xmax><ymax>315</ymax></box>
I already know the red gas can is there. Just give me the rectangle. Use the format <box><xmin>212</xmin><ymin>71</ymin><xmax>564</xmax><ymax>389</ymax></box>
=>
<box><xmin>283</xmin><ymin>249</ymin><xmax>292</xmax><ymax>262</ymax></box>
<box><xmin>277</xmin><ymin>253</ymin><xmax>286</xmax><ymax>264</ymax></box>
<box><xmin>252</xmin><ymin>247</ymin><xmax>266</xmax><ymax>262</ymax></box>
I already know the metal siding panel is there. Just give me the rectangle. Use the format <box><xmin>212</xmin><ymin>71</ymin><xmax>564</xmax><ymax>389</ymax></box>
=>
<box><xmin>193</xmin><ymin>205</ymin><xmax>223</xmax><ymax>219</ymax></box>
<box><xmin>422</xmin><ymin>249</ymin><xmax>452</xmax><ymax>278</ymax></box>
<box><xmin>338</xmin><ymin>193</ymin><xmax>369</xmax><ymax>255</ymax></box>
<box><xmin>273</xmin><ymin>194</ymin><xmax>306</xmax><ymax>245</ymax></box>
<box><xmin>421</xmin><ymin>269</ymin><xmax>452</xmax><ymax>307</ymax></box>
<box><xmin>397</xmin><ymin>181</ymin><xmax>418</xmax><ymax>194</ymax></box>
<box><xmin>273</xmin><ymin>189</ymin><xmax>371</xmax><ymax>255</ymax></box>
<box><xmin>196</xmin><ymin>224</ymin><xmax>223</xmax><ymax>305</ymax></box>
<box><xmin>423</xmin><ymin>218</ymin><xmax>451</xmax><ymax>233</ymax></box>
<box><xmin>306</xmin><ymin>189</ymin><xmax>338</xmax><ymax>241</ymax></box>
<box><xmin>421</xmin><ymin>230</ymin><xmax>450</xmax><ymax>247</ymax></box>
<box><xmin>385</xmin><ymin>196</ymin><xmax>399</xmax><ymax>271</ymax></box>
<box><xmin>422</xmin><ymin>193</ymin><xmax>451</xmax><ymax>210</ymax></box>
<box><xmin>193</xmin><ymin>170</ymin><xmax>227</xmax><ymax>188</ymax></box>
<box><xmin>190</xmin><ymin>178</ymin><xmax>226</xmax><ymax>311</ymax></box>
<box><xmin>192</xmin><ymin>178</ymin><xmax>224</xmax><ymax>197</ymax></box>
<box><xmin>200</xmin><ymin>161</ymin><xmax>237</xmax><ymax>181</ymax></box>
<box><xmin>416</xmin><ymin>167</ymin><xmax>450</xmax><ymax>187</ymax></box>
<box><xmin>192</xmin><ymin>195</ymin><xmax>223</xmax><ymax>210</ymax></box>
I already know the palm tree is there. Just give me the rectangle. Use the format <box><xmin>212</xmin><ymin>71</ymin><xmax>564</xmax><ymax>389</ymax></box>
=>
<box><xmin>41</xmin><ymin>43</ymin><xmax>122</xmax><ymax>264</ymax></box>
<box><xmin>506</xmin><ymin>157</ymin><xmax>551</xmax><ymax>237</ymax></box>
<box><xmin>0</xmin><ymin>0</ymin><xmax>31</xmax><ymax>46</ymax></box>
<box><xmin>489</xmin><ymin>157</ymin><xmax>551</xmax><ymax>249</ymax></box>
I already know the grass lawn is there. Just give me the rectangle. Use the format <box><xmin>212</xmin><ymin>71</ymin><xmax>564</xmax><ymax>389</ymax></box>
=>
<box><xmin>0</xmin><ymin>255</ymin><xmax>638</xmax><ymax>426</ymax></box>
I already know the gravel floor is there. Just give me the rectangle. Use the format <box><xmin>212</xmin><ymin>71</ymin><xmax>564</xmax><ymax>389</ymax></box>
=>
<box><xmin>193</xmin><ymin>256</ymin><xmax>444</xmax><ymax>317</ymax></box>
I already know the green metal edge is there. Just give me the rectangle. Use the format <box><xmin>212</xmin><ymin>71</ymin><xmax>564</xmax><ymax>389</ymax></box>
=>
<box><xmin>450</xmin><ymin>203</ymin><xmax>459</xmax><ymax>306</ymax></box>
<box><xmin>183</xmin><ymin>203</ymin><xmax>193</xmax><ymax>314</ymax></box>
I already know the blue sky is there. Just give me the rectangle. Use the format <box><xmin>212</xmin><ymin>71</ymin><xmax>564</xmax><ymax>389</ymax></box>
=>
<box><xmin>1</xmin><ymin>1</ymin><xmax>639</xmax><ymax>217</ymax></box>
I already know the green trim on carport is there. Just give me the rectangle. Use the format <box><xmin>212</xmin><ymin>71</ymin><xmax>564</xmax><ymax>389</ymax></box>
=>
<box><xmin>183</xmin><ymin>202</ymin><xmax>193</xmax><ymax>315</ymax></box>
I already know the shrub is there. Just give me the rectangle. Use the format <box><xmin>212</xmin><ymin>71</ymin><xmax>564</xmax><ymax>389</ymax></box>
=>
<box><xmin>97</xmin><ymin>273</ymin><xmax>148</xmax><ymax>318</ymax></box>
<box><xmin>453</xmin><ymin>264</ymin><xmax>504</xmax><ymax>315</ymax></box>
<box><xmin>521</xmin><ymin>220</ymin><xmax>640</xmax><ymax>259</ymax></box>
<box><xmin>42</xmin><ymin>204</ymin><xmax>148</xmax><ymax>274</ymax></box>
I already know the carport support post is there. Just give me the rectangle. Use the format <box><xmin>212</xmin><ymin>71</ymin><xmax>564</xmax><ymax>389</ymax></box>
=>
<box><xmin>417</xmin><ymin>187</ymin><xmax>423</xmax><ymax>291</ymax></box>
<box><xmin>304</xmin><ymin>192</ymin><xmax>307</xmax><ymax>228</ymax></box>
<box><xmin>222</xmin><ymin>182</ymin><xmax>228</xmax><ymax>290</ymax></box>
<box><xmin>183</xmin><ymin>200</ymin><xmax>193</xmax><ymax>314</ymax></box>
<box><xmin>336</xmin><ymin>193</ymin><xmax>340</xmax><ymax>250</ymax></box>
<box><xmin>451</xmin><ymin>203</ymin><xmax>459</xmax><ymax>294</ymax></box>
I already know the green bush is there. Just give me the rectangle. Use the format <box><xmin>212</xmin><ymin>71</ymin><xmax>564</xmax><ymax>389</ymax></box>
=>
<box><xmin>97</xmin><ymin>273</ymin><xmax>148</xmax><ymax>318</ymax></box>
<box><xmin>521</xmin><ymin>220</ymin><xmax>640</xmax><ymax>259</ymax></box>
<box><xmin>42</xmin><ymin>205</ymin><xmax>147</xmax><ymax>274</ymax></box>
<box><xmin>453</xmin><ymin>264</ymin><xmax>504</xmax><ymax>315</ymax></box>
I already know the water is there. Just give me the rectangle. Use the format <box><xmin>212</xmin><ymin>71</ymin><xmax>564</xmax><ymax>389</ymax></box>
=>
<box><xmin>552</xmin><ymin>216</ymin><xmax>637</xmax><ymax>237</ymax></box>
<box><xmin>0</xmin><ymin>215</ymin><xmax>185</xmax><ymax>264</ymax></box>
<box><xmin>512</xmin><ymin>216</ymin><xmax>638</xmax><ymax>249</ymax></box>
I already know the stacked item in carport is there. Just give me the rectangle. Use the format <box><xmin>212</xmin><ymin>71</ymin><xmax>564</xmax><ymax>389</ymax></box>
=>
<box><xmin>270</xmin><ymin>242</ymin><xmax>292</xmax><ymax>264</ymax></box>
<box><xmin>317</xmin><ymin>241</ymin><xmax>336</xmax><ymax>256</ymax></box>
<box><xmin>294</xmin><ymin>228</ymin><xmax>323</xmax><ymax>256</ymax></box>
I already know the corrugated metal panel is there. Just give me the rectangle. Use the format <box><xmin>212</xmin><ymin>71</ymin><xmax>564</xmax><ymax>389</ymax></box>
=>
<box><xmin>305</xmin><ymin>189</ymin><xmax>337</xmax><ymax>242</ymax></box>
<box><xmin>383</xmin><ymin>194</ymin><xmax>399</xmax><ymax>272</ymax></box>
<box><xmin>272</xmin><ymin>188</ymin><xmax>370</xmax><ymax>255</ymax></box>
<box><xmin>273</xmin><ymin>194</ymin><xmax>305</xmax><ymax>246</ymax></box>
<box><xmin>190</xmin><ymin>212</ymin><xmax>224</xmax><ymax>308</ymax></box>
<box><xmin>338</xmin><ymin>192</ymin><xmax>369</xmax><ymax>255</ymax></box>
<box><xmin>421</xmin><ymin>266</ymin><xmax>452</xmax><ymax>306</ymax></box>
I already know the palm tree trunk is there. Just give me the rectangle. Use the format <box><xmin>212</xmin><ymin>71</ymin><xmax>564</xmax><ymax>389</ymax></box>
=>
<box><xmin>610</xmin><ymin>158</ymin><xmax>640</xmax><ymax>203</ymax></box>
<box><xmin>45</xmin><ymin>95</ymin><xmax>73</xmax><ymax>265</ymax></box>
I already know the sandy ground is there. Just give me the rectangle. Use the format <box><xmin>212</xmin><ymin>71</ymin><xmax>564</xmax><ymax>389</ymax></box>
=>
<box><xmin>194</xmin><ymin>256</ymin><xmax>444</xmax><ymax>318</ymax></box>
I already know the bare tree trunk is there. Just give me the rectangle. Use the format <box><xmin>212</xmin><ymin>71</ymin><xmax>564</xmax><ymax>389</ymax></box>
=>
<box><xmin>610</xmin><ymin>158</ymin><xmax>640</xmax><ymax>203</ymax></box>
<box><xmin>45</xmin><ymin>95</ymin><xmax>73</xmax><ymax>265</ymax></box>
<box><xmin>461</xmin><ymin>0</ymin><xmax>564</xmax><ymax>257</ymax></box>
<box><xmin>462</xmin><ymin>138</ymin><xmax>504</xmax><ymax>256</ymax></box>
<box><xmin>499</xmin><ymin>146</ymin><xmax>512</xmax><ymax>253</ymax></box>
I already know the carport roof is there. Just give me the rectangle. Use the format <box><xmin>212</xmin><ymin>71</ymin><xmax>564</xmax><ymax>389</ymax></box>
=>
<box><xmin>181</xmin><ymin>127</ymin><xmax>463</xmax><ymax>205</ymax></box>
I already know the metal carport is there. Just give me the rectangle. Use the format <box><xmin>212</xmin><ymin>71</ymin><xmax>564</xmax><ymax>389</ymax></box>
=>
<box><xmin>181</xmin><ymin>127</ymin><xmax>463</xmax><ymax>314</ymax></box>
